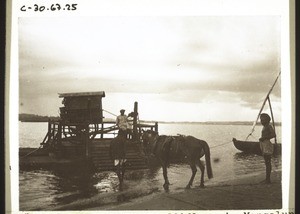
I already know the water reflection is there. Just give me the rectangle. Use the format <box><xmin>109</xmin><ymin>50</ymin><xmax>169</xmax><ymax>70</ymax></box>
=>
<box><xmin>20</xmin><ymin>123</ymin><xmax>283</xmax><ymax>210</ymax></box>
<box><xmin>20</xmin><ymin>152</ymin><xmax>282</xmax><ymax>210</ymax></box>
<box><xmin>52</xmin><ymin>169</ymin><xmax>98</xmax><ymax>204</ymax></box>
<box><xmin>93</xmin><ymin>173</ymin><xmax>119</xmax><ymax>193</ymax></box>
<box><xmin>233</xmin><ymin>152</ymin><xmax>282</xmax><ymax>176</ymax></box>
<box><xmin>20</xmin><ymin>165</ymin><xmax>163</xmax><ymax>210</ymax></box>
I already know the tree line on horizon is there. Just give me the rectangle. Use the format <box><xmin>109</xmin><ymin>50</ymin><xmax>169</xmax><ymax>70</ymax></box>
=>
<box><xmin>19</xmin><ymin>113</ymin><xmax>60</xmax><ymax>122</ymax></box>
<box><xmin>18</xmin><ymin>113</ymin><xmax>281</xmax><ymax>126</ymax></box>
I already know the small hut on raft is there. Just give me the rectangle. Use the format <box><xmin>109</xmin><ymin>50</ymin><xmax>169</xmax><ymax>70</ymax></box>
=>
<box><xmin>20</xmin><ymin>91</ymin><xmax>158</xmax><ymax>170</ymax></box>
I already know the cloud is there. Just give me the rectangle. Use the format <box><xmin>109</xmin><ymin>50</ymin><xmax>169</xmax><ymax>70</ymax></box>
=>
<box><xmin>18</xmin><ymin>16</ymin><xmax>282</xmax><ymax>120</ymax></box>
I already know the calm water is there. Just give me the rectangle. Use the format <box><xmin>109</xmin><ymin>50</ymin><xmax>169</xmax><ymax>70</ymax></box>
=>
<box><xmin>19</xmin><ymin>122</ymin><xmax>282</xmax><ymax>210</ymax></box>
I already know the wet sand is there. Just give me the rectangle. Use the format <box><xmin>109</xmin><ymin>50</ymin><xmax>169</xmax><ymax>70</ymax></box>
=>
<box><xmin>91</xmin><ymin>170</ymin><xmax>282</xmax><ymax>210</ymax></box>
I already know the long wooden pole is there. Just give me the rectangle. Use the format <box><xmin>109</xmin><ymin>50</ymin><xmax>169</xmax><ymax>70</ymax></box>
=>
<box><xmin>267</xmin><ymin>96</ymin><xmax>277</xmax><ymax>145</ymax></box>
<box><xmin>245</xmin><ymin>72</ymin><xmax>281</xmax><ymax>140</ymax></box>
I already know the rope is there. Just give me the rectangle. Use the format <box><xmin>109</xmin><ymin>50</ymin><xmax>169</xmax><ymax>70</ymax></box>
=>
<box><xmin>245</xmin><ymin>133</ymin><xmax>257</xmax><ymax>141</ymax></box>
<box><xmin>210</xmin><ymin>140</ymin><xmax>233</xmax><ymax>149</ymax></box>
<box><xmin>20</xmin><ymin>145</ymin><xmax>43</xmax><ymax>159</ymax></box>
<box><xmin>103</xmin><ymin>109</ymin><xmax>118</xmax><ymax>117</ymax></box>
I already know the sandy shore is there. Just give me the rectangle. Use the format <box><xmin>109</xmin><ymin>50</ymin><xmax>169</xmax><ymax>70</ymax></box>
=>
<box><xmin>89</xmin><ymin>170</ymin><xmax>282</xmax><ymax>210</ymax></box>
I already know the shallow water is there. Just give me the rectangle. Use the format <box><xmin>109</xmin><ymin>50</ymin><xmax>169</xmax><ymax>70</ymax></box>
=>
<box><xmin>19</xmin><ymin>122</ymin><xmax>282</xmax><ymax>210</ymax></box>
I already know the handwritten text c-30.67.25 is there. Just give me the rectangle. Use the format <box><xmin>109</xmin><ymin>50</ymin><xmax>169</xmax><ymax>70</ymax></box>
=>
<box><xmin>20</xmin><ymin>4</ymin><xmax>78</xmax><ymax>12</ymax></box>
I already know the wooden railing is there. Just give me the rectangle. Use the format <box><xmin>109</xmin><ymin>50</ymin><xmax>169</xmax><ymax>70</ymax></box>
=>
<box><xmin>41</xmin><ymin>120</ymin><xmax>158</xmax><ymax>146</ymax></box>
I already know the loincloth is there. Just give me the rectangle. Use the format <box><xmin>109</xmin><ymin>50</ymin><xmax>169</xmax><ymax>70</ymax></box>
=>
<box><xmin>260</xmin><ymin>140</ymin><xmax>274</xmax><ymax>155</ymax></box>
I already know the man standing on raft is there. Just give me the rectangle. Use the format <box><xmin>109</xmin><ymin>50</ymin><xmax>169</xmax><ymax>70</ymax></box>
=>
<box><xmin>116</xmin><ymin>109</ymin><xmax>130</xmax><ymax>139</ymax></box>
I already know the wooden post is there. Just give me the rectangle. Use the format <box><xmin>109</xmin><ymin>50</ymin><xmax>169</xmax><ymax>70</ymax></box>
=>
<box><xmin>100</xmin><ymin>100</ymin><xmax>103</xmax><ymax>123</ymax></box>
<box><xmin>47</xmin><ymin>119</ymin><xmax>51</xmax><ymax>141</ymax></box>
<box><xmin>132</xmin><ymin>102</ymin><xmax>138</xmax><ymax>140</ymax></box>
<box><xmin>155</xmin><ymin>122</ymin><xmax>158</xmax><ymax>132</ymax></box>
<box><xmin>85</xmin><ymin>123</ymin><xmax>90</xmax><ymax>158</ymax></box>
<box><xmin>52</xmin><ymin>122</ymin><xmax>55</xmax><ymax>140</ymax></box>
<box><xmin>101</xmin><ymin>123</ymin><xmax>104</xmax><ymax>139</ymax></box>
<box><xmin>58</xmin><ymin>122</ymin><xmax>62</xmax><ymax>146</ymax></box>
<box><xmin>87</xmin><ymin>98</ymin><xmax>91</xmax><ymax>122</ymax></box>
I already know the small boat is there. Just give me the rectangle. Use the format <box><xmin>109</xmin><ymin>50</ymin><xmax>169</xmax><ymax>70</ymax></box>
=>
<box><xmin>232</xmin><ymin>72</ymin><xmax>281</xmax><ymax>156</ymax></box>
<box><xmin>232</xmin><ymin>138</ymin><xmax>281</xmax><ymax>155</ymax></box>
<box><xmin>232</xmin><ymin>138</ymin><xmax>261</xmax><ymax>155</ymax></box>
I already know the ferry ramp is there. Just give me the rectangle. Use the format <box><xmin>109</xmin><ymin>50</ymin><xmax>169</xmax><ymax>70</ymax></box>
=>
<box><xmin>90</xmin><ymin>139</ymin><xmax>148</xmax><ymax>171</ymax></box>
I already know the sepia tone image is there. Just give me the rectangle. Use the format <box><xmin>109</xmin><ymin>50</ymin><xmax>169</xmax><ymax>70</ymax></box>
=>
<box><xmin>18</xmin><ymin>16</ymin><xmax>283</xmax><ymax>211</ymax></box>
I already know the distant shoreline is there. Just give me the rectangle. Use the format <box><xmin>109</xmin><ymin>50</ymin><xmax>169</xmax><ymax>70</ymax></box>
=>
<box><xmin>19</xmin><ymin>114</ymin><xmax>281</xmax><ymax>126</ymax></box>
<box><xmin>141</xmin><ymin>121</ymin><xmax>281</xmax><ymax>126</ymax></box>
<box><xmin>19</xmin><ymin>113</ymin><xmax>60</xmax><ymax>122</ymax></box>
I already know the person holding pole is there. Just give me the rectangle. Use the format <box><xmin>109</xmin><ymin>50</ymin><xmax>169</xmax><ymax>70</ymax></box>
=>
<box><xmin>259</xmin><ymin>113</ymin><xmax>276</xmax><ymax>184</ymax></box>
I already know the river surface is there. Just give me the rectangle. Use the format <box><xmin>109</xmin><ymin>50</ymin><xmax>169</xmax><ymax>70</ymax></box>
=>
<box><xmin>19</xmin><ymin>122</ymin><xmax>282</xmax><ymax>210</ymax></box>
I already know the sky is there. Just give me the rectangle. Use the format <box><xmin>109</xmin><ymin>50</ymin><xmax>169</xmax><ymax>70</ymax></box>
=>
<box><xmin>18</xmin><ymin>16</ymin><xmax>281</xmax><ymax>122</ymax></box>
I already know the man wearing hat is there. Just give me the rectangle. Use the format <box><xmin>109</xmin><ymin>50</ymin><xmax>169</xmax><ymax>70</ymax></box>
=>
<box><xmin>116</xmin><ymin>109</ymin><xmax>130</xmax><ymax>138</ymax></box>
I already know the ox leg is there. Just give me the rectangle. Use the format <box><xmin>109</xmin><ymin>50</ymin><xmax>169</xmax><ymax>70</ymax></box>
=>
<box><xmin>116</xmin><ymin>162</ymin><xmax>123</xmax><ymax>191</ymax></box>
<box><xmin>196</xmin><ymin>159</ymin><xmax>205</xmax><ymax>188</ymax></box>
<box><xmin>121</xmin><ymin>164</ymin><xmax>125</xmax><ymax>181</ymax></box>
<box><xmin>162</xmin><ymin>162</ymin><xmax>170</xmax><ymax>190</ymax></box>
<box><xmin>116</xmin><ymin>164</ymin><xmax>121</xmax><ymax>181</ymax></box>
<box><xmin>186</xmin><ymin>161</ymin><xmax>197</xmax><ymax>189</ymax></box>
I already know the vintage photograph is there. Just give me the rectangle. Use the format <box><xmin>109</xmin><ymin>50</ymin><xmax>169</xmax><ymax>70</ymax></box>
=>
<box><xmin>6</xmin><ymin>0</ymin><xmax>296</xmax><ymax>209</ymax></box>
<box><xmin>16</xmin><ymin>15</ymin><xmax>286</xmax><ymax>211</ymax></box>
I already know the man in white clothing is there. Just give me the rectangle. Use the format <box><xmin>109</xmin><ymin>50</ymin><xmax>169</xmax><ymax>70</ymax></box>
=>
<box><xmin>116</xmin><ymin>109</ymin><xmax>129</xmax><ymax>138</ymax></box>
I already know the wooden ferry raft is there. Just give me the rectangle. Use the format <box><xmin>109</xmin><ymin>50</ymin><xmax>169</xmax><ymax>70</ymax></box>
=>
<box><xmin>20</xmin><ymin>91</ymin><xmax>158</xmax><ymax>171</ymax></box>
